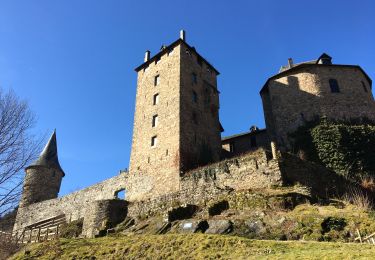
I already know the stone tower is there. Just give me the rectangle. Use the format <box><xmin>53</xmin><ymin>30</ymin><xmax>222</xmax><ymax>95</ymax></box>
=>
<box><xmin>260</xmin><ymin>53</ymin><xmax>375</xmax><ymax>150</ymax></box>
<box><xmin>19</xmin><ymin>130</ymin><xmax>65</xmax><ymax>207</ymax></box>
<box><xmin>128</xmin><ymin>31</ymin><xmax>222</xmax><ymax>200</ymax></box>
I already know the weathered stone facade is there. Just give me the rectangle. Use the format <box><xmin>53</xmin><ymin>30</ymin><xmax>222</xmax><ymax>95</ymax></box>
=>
<box><xmin>222</xmin><ymin>129</ymin><xmax>270</xmax><ymax>158</ymax></box>
<box><xmin>128</xmin><ymin>36</ymin><xmax>221</xmax><ymax>201</ymax></box>
<box><xmin>12</xmin><ymin>33</ymin><xmax>375</xmax><ymax>240</ymax></box>
<box><xmin>13</xmin><ymin>172</ymin><xmax>127</xmax><ymax>233</ymax></box>
<box><xmin>261</xmin><ymin>60</ymin><xmax>375</xmax><ymax>149</ymax></box>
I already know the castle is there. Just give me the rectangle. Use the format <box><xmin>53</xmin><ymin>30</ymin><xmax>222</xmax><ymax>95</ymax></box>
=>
<box><xmin>12</xmin><ymin>31</ymin><xmax>374</xmax><ymax>238</ymax></box>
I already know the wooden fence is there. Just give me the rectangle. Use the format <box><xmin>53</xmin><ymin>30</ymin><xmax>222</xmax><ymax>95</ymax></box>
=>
<box><xmin>11</xmin><ymin>214</ymin><xmax>67</xmax><ymax>244</ymax></box>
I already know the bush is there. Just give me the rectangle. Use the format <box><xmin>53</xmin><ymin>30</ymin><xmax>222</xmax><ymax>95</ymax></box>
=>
<box><xmin>59</xmin><ymin>219</ymin><xmax>83</xmax><ymax>238</ymax></box>
<box><xmin>290</xmin><ymin>118</ymin><xmax>375</xmax><ymax>181</ymax></box>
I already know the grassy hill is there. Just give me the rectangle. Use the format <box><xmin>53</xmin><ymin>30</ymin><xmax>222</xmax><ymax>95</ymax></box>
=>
<box><xmin>11</xmin><ymin>234</ymin><xmax>375</xmax><ymax>260</ymax></box>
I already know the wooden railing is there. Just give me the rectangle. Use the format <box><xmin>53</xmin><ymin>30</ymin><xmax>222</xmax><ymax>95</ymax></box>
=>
<box><xmin>355</xmin><ymin>229</ymin><xmax>375</xmax><ymax>245</ymax></box>
<box><xmin>12</xmin><ymin>214</ymin><xmax>66</xmax><ymax>244</ymax></box>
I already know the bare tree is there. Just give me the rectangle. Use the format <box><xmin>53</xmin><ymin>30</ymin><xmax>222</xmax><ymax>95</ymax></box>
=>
<box><xmin>0</xmin><ymin>88</ymin><xmax>40</xmax><ymax>215</ymax></box>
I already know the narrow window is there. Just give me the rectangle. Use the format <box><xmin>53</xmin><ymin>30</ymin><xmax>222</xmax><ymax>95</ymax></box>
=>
<box><xmin>229</xmin><ymin>142</ymin><xmax>235</xmax><ymax>153</ymax></box>
<box><xmin>329</xmin><ymin>79</ymin><xmax>340</xmax><ymax>93</ymax></box>
<box><xmin>148</xmin><ymin>157</ymin><xmax>150</xmax><ymax>163</ymax></box>
<box><xmin>155</xmin><ymin>56</ymin><xmax>161</xmax><ymax>64</ymax></box>
<box><xmin>250</xmin><ymin>136</ymin><xmax>257</xmax><ymax>147</ymax></box>
<box><xmin>204</xmin><ymin>88</ymin><xmax>211</xmax><ymax>104</ymax></box>
<box><xmin>152</xmin><ymin>115</ymin><xmax>158</xmax><ymax>127</ymax></box>
<box><xmin>362</xmin><ymin>81</ymin><xmax>368</xmax><ymax>93</ymax></box>
<box><xmin>166</xmin><ymin>149</ymin><xmax>169</xmax><ymax>156</ymax></box>
<box><xmin>192</xmin><ymin>91</ymin><xmax>198</xmax><ymax>103</ymax></box>
<box><xmin>192</xmin><ymin>73</ymin><xmax>197</xmax><ymax>84</ymax></box>
<box><xmin>192</xmin><ymin>112</ymin><xmax>198</xmax><ymax>124</ymax></box>
<box><xmin>154</xmin><ymin>75</ymin><xmax>160</xmax><ymax>86</ymax></box>
<box><xmin>151</xmin><ymin>136</ymin><xmax>157</xmax><ymax>147</ymax></box>
<box><xmin>197</xmin><ymin>56</ymin><xmax>203</xmax><ymax>66</ymax></box>
<box><xmin>153</xmin><ymin>93</ymin><xmax>159</xmax><ymax>105</ymax></box>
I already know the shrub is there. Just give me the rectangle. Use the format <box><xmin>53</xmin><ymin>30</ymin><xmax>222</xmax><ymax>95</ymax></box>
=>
<box><xmin>59</xmin><ymin>219</ymin><xmax>83</xmax><ymax>238</ymax></box>
<box><xmin>290</xmin><ymin>118</ymin><xmax>375</xmax><ymax>181</ymax></box>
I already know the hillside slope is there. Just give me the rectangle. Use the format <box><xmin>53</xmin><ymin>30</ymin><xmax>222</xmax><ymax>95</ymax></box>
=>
<box><xmin>11</xmin><ymin>234</ymin><xmax>375</xmax><ymax>260</ymax></box>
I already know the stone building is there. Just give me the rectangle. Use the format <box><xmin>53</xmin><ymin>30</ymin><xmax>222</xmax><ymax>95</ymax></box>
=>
<box><xmin>11</xmin><ymin>31</ymin><xmax>375</xmax><ymax>238</ymax></box>
<box><xmin>260</xmin><ymin>53</ymin><xmax>375</xmax><ymax>150</ymax></box>
<box><xmin>128</xmin><ymin>30</ymin><xmax>222</xmax><ymax>201</ymax></box>
<box><xmin>221</xmin><ymin>126</ymin><xmax>270</xmax><ymax>158</ymax></box>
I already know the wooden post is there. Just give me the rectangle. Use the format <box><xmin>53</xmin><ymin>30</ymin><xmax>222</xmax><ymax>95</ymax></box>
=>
<box><xmin>45</xmin><ymin>227</ymin><xmax>49</xmax><ymax>241</ymax></box>
<box><xmin>357</xmin><ymin>229</ymin><xmax>362</xmax><ymax>243</ymax></box>
<box><xmin>36</xmin><ymin>228</ymin><xmax>41</xmax><ymax>242</ymax></box>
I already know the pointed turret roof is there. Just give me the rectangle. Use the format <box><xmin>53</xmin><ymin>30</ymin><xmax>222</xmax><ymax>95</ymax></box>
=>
<box><xmin>27</xmin><ymin>130</ymin><xmax>65</xmax><ymax>175</ymax></box>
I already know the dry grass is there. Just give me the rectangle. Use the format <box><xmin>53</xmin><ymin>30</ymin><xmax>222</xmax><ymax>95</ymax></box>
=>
<box><xmin>360</xmin><ymin>176</ymin><xmax>375</xmax><ymax>192</ymax></box>
<box><xmin>342</xmin><ymin>188</ymin><xmax>373</xmax><ymax>211</ymax></box>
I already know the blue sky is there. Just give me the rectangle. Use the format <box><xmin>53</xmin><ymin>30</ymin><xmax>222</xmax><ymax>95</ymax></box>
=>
<box><xmin>0</xmin><ymin>0</ymin><xmax>374</xmax><ymax>196</ymax></box>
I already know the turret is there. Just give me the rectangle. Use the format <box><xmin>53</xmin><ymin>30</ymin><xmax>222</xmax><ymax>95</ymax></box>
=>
<box><xmin>19</xmin><ymin>130</ymin><xmax>65</xmax><ymax>207</ymax></box>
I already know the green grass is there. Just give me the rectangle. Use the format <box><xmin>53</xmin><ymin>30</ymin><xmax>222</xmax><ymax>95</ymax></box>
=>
<box><xmin>11</xmin><ymin>234</ymin><xmax>375</xmax><ymax>260</ymax></box>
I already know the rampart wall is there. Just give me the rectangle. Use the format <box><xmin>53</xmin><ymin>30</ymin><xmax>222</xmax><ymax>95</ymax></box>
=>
<box><xmin>13</xmin><ymin>172</ymin><xmax>127</xmax><ymax>233</ymax></box>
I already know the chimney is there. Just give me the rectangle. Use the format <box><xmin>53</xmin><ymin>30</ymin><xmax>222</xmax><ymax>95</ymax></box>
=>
<box><xmin>288</xmin><ymin>58</ymin><xmax>293</xmax><ymax>68</ymax></box>
<box><xmin>180</xmin><ymin>30</ymin><xmax>186</xmax><ymax>41</ymax></box>
<box><xmin>144</xmin><ymin>50</ymin><xmax>150</xmax><ymax>62</ymax></box>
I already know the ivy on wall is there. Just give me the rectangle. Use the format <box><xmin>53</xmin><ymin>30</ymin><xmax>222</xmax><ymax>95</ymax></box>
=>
<box><xmin>290</xmin><ymin>118</ymin><xmax>375</xmax><ymax>181</ymax></box>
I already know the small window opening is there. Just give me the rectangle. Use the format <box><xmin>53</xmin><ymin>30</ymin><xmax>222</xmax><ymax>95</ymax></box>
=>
<box><xmin>197</xmin><ymin>56</ymin><xmax>203</xmax><ymax>66</ymax></box>
<box><xmin>154</xmin><ymin>75</ymin><xmax>160</xmax><ymax>86</ymax></box>
<box><xmin>329</xmin><ymin>79</ymin><xmax>340</xmax><ymax>93</ymax></box>
<box><xmin>166</xmin><ymin>149</ymin><xmax>169</xmax><ymax>156</ymax></box>
<box><xmin>148</xmin><ymin>157</ymin><xmax>150</xmax><ymax>163</ymax></box>
<box><xmin>155</xmin><ymin>56</ymin><xmax>161</xmax><ymax>64</ymax></box>
<box><xmin>185</xmin><ymin>49</ymin><xmax>191</xmax><ymax>56</ymax></box>
<box><xmin>114</xmin><ymin>189</ymin><xmax>126</xmax><ymax>200</ymax></box>
<box><xmin>229</xmin><ymin>142</ymin><xmax>235</xmax><ymax>153</ymax></box>
<box><xmin>153</xmin><ymin>93</ymin><xmax>159</xmax><ymax>105</ymax></box>
<box><xmin>192</xmin><ymin>112</ymin><xmax>198</xmax><ymax>124</ymax></box>
<box><xmin>192</xmin><ymin>73</ymin><xmax>197</xmax><ymax>84</ymax></box>
<box><xmin>151</xmin><ymin>136</ymin><xmax>157</xmax><ymax>147</ymax></box>
<box><xmin>362</xmin><ymin>81</ymin><xmax>368</xmax><ymax>93</ymax></box>
<box><xmin>152</xmin><ymin>115</ymin><xmax>158</xmax><ymax>127</ymax></box>
<box><xmin>250</xmin><ymin>136</ymin><xmax>257</xmax><ymax>148</ymax></box>
<box><xmin>192</xmin><ymin>91</ymin><xmax>198</xmax><ymax>103</ymax></box>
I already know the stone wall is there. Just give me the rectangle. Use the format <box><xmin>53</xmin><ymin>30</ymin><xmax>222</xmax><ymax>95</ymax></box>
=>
<box><xmin>261</xmin><ymin>65</ymin><xmax>375</xmax><ymax>149</ymax></box>
<box><xmin>128</xmin><ymin>149</ymin><xmax>283</xmax><ymax>218</ymax></box>
<box><xmin>82</xmin><ymin>200</ymin><xmax>128</xmax><ymax>238</ymax></box>
<box><xmin>13</xmin><ymin>172</ymin><xmax>127</xmax><ymax>232</ymax></box>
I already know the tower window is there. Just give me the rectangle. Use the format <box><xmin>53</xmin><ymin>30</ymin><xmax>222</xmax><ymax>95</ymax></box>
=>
<box><xmin>154</xmin><ymin>75</ymin><xmax>160</xmax><ymax>86</ymax></box>
<box><xmin>329</xmin><ymin>79</ymin><xmax>340</xmax><ymax>93</ymax></box>
<box><xmin>151</xmin><ymin>136</ymin><xmax>157</xmax><ymax>147</ymax></box>
<box><xmin>153</xmin><ymin>93</ymin><xmax>159</xmax><ymax>105</ymax></box>
<box><xmin>197</xmin><ymin>56</ymin><xmax>203</xmax><ymax>66</ymax></box>
<box><xmin>192</xmin><ymin>112</ymin><xmax>198</xmax><ymax>124</ymax></box>
<box><xmin>155</xmin><ymin>57</ymin><xmax>161</xmax><ymax>64</ymax></box>
<box><xmin>152</xmin><ymin>115</ymin><xmax>158</xmax><ymax>127</ymax></box>
<box><xmin>362</xmin><ymin>81</ymin><xmax>368</xmax><ymax>93</ymax></box>
<box><xmin>192</xmin><ymin>91</ymin><xmax>198</xmax><ymax>103</ymax></box>
<box><xmin>250</xmin><ymin>136</ymin><xmax>257</xmax><ymax>148</ymax></box>
<box><xmin>229</xmin><ymin>142</ymin><xmax>235</xmax><ymax>153</ymax></box>
<box><xmin>192</xmin><ymin>73</ymin><xmax>197</xmax><ymax>84</ymax></box>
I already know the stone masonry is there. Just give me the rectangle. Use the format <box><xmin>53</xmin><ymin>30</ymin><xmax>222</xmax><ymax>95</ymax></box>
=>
<box><xmin>12</xmin><ymin>32</ymin><xmax>375</xmax><ymax>239</ymax></box>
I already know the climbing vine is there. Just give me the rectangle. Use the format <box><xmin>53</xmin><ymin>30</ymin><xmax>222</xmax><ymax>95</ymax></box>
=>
<box><xmin>290</xmin><ymin>118</ymin><xmax>375</xmax><ymax>181</ymax></box>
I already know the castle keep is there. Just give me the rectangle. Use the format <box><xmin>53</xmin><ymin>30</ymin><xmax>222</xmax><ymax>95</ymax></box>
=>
<box><xmin>12</xmin><ymin>31</ymin><xmax>374</xmax><ymax>238</ymax></box>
